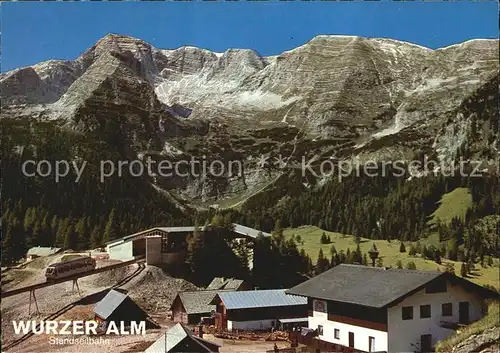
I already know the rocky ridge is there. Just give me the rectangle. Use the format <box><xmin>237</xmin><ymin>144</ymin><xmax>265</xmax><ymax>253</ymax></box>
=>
<box><xmin>1</xmin><ymin>34</ymin><xmax>498</xmax><ymax>205</ymax></box>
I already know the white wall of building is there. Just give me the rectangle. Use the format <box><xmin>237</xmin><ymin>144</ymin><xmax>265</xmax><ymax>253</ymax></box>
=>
<box><xmin>308</xmin><ymin>299</ymin><xmax>388</xmax><ymax>353</ymax></box>
<box><xmin>387</xmin><ymin>280</ymin><xmax>485</xmax><ymax>353</ymax></box>
<box><xmin>107</xmin><ymin>241</ymin><xmax>134</xmax><ymax>261</ymax></box>
<box><xmin>227</xmin><ymin>319</ymin><xmax>276</xmax><ymax>331</ymax></box>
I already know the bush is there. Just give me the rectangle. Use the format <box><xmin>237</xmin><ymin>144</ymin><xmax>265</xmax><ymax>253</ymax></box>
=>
<box><xmin>408</xmin><ymin>245</ymin><xmax>416</xmax><ymax>256</ymax></box>
<box><xmin>483</xmin><ymin>284</ymin><xmax>498</xmax><ymax>293</ymax></box>
<box><xmin>396</xmin><ymin>260</ymin><xmax>403</xmax><ymax>269</ymax></box>
<box><xmin>406</xmin><ymin>261</ymin><xmax>417</xmax><ymax>270</ymax></box>
<box><xmin>320</xmin><ymin>232</ymin><xmax>331</xmax><ymax>244</ymax></box>
<box><xmin>460</xmin><ymin>262</ymin><xmax>467</xmax><ymax>277</ymax></box>
<box><xmin>443</xmin><ymin>262</ymin><xmax>455</xmax><ymax>275</ymax></box>
<box><xmin>399</xmin><ymin>242</ymin><xmax>406</xmax><ymax>253</ymax></box>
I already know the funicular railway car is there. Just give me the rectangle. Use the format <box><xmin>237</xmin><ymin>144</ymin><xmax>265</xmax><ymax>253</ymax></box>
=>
<box><xmin>45</xmin><ymin>256</ymin><xmax>96</xmax><ymax>281</ymax></box>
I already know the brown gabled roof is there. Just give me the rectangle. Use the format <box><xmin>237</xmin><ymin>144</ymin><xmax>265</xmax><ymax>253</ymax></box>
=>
<box><xmin>174</xmin><ymin>290</ymin><xmax>219</xmax><ymax>315</ymax></box>
<box><xmin>286</xmin><ymin>264</ymin><xmax>498</xmax><ymax>308</ymax></box>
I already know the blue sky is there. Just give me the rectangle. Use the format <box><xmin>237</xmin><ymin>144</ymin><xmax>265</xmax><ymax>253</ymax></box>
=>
<box><xmin>1</xmin><ymin>1</ymin><xmax>498</xmax><ymax>71</ymax></box>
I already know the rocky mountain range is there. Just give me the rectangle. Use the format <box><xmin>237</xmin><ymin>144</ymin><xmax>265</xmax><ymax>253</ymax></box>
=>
<box><xmin>1</xmin><ymin>34</ymin><xmax>498</xmax><ymax>207</ymax></box>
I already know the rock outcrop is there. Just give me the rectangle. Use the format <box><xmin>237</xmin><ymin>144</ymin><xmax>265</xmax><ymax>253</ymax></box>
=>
<box><xmin>448</xmin><ymin>327</ymin><xmax>500</xmax><ymax>353</ymax></box>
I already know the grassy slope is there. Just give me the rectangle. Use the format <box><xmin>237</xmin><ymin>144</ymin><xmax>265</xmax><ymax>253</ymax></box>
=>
<box><xmin>429</xmin><ymin>187</ymin><xmax>473</xmax><ymax>225</ymax></box>
<box><xmin>424</xmin><ymin>187</ymin><xmax>474</xmax><ymax>246</ymax></box>
<box><xmin>283</xmin><ymin>226</ymin><xmax>500</xmax><ymax>289</ymax></box>
<box><xmin>436</xmin><ymin>301</ymin><xmax>500</xmax><ymax>352</ymax></box>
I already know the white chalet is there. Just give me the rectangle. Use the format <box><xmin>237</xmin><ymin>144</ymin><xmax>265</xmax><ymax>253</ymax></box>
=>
<box><xmin>286</xmin><ymin>264</ymin><xmax>498</xmax><ymax>353</ymax></box>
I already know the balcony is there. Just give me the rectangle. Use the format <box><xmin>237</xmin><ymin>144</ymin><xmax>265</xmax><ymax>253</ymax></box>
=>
<box><xmin>439</xmin><ymin>320</ymin><xmax>467</xmax><ymax>330</ymax></box>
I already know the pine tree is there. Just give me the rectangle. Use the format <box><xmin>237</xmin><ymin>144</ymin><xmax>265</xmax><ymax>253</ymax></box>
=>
<box><xmin>315</xmin><ymin>248</ymin><xmax>329</xmax><ymax>275</ymax></box>
<box><xmin>467</xmin><ymin>260</ymin><xmax>475</xmax><ymax>274</ymax></box>
<box><xmin>64</xmin><ymin>223</ymin><xmax>77</xmax><ymax>250</ymax></box>
<box><xmin>422</xmin><ymin>245</ymin><xmax>428</xmax><ymax>259</ymax></box>
<box><xmin>399</xmin><ymin>242</ymin><xmax>406</xmax><ymax>253</ymax></box>
<box><xmin>460</xmin><ymin>262</ymin><xmax>467</xmax><ymax>277</ymax></box>
<box><xmin>75</xmin><ymin>217</ymin><xmax>89</xmax><ymax>250</ymax></box>
<box><xmin>103</xmin><ymin>208</ymin><xmax>119</xmax><ymax>243</ymax></box>
<box><xmin>396</xmin><ymin>260</ymin><xmax>403</xmax><ymax>269</ymax></box>
<box><xmin>408</xmin><ymin>245</ymin><xmax>416</xmax><ymax>256</ymax></box>
<box><xmin>330</xmin><ymin>244</ymin><xmax>337</xmax><ymax>256</ymax></box>
<box><xmin>354</xmin><ymin>244</ymin><xmax>362</xmax><ymax>264</ymax></box>
<box><xmin>23</xmin><ymin>208</ymin><xmax>36</xmax><ymax>249</ymax></box>
<box><xmin>330</xmin><ymin>254</ymin><xmax>336</xmax><ymax>268</ymax></box>
<box><xmin>273</xmin><ymin>219</ymin><xmax>283</xmax><ymax>236</ymax></box>
<box><xmin>40</xmin><ymin>213</ymin><xmax>52</xmax><ymax>246</ymax></box>
<box><xmin>50</xmin><ymin>215</ymin><xmax>59</xmax><ymax>235</ymax></box>
<box><xmin>2</xmin><ymin>224</ymin><xmax>16</xmax><ymax>265</ymax></box>
<box><xmin>362</xmin><ymin>253</ymin><xmax>368</xmax><ymax>266</ymax></box>
<box><xmin>443</xmin><ymin>263</ymin><xmax>455</xmax><ymax>274</ymax></box>
<box><xmin>56</xmin><ymin>218</ymin><xmax>69</xmax><ymax>247</ymax></box>
<box><xmin>90</xmin><ymin>225</ymin><xmax>103</xmax><ymax>248</ymax></box>
<box><xmin>32</xmin><ymin>220</ymin><xmax>43</xmax><ymax>247</ymax></box>
<box><xmin>487</xmin><ymin>256</ymin><xmax>494</xmax><ymax>267</ymax></box>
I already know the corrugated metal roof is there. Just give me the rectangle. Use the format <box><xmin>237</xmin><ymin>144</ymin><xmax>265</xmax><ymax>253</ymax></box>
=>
<box><xmin>94</xmin><ymin>290</ymin><xmax>128</xmax><ymax>320</ymax></box>
<box><xmin>286</xmin><ymin>264</ymin><xmax>444</xmax><ymax>308</ymax></box>
<box><xmin>157</xmin><ymin>226</ymin><xmax>198</xmax><ymax>233</ymax></box>
<box><xmin>224</xmin><ymin>279</ymin><xmax>245</xmax><ymax>290</ymax></box>
<box><xmin>217</xmin><ymin>289</ymin><xmax>306</xmax><ymax>310</ymax></box>
<box><xmin>206</xmin><ymin>278</ymin><xmax>245</xmax><ymax>290</ymax></box>
<box><xmin>206</xmin><ymin>278</ymin><xmax>227</xmax><ymax>290</ymax></box>
<box><xmin>233</xmin><ymin>224</ymin><xmax>271</xmax><ymax>238</ymax></box>
<box><xmin>145</xmin><ymin>323</ymin><xmax>220</xmax><ymax>353</ymax></box>
<box><xmin>278</xmin><ymin>317</ymin><xmax>309</xmax><ymax>324</ymax></box>
<box><xmin>145</xmin><ymin>324</ymin><xmax>187</xmax><ymax>353</ymax></box>
<box><xmin>27</xmin><ymin>246</ymin><xmax>61</xmax><ymax>257</ymax></box>
<box><xmin>106</xmin><ymin>224</ymin><xmax>271</xmax><ymax>246</ymax></box>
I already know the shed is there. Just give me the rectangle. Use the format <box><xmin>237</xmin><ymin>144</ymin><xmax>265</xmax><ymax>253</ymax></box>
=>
<box><xmin>94</xmin><ymin>289</ymin><xmax>158</xmax><ymax>328</ymax></box>
<box><xmin>170</xmin><ymin>290</ymin><xmax>220</xmax><ymax>325</ymax></box>
<box><xmin>145</xmin><ymin>323</ymin><xmax>220</xmax><ymax>353</ymax></box>
<box><xmin>210</xmin><ymin>289</ymin><xmax>307</xmax><ymax>331</ymax></box>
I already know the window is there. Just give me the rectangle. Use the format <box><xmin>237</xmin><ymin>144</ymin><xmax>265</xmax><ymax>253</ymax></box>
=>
<box><xmin>334</xmin><ymin>329</ymin><xmax>340</xmax><ymax>339</ymax></box>
<box><xmin>420</xmin><ymin>304</ymin><xmax>431</xmax><ymax>318</ymax></box>
<box><xmin>402</xmin><ymin>306</ymin><xmax>413</xmax><ymax>320</ymax></box>
<box><xmin>348</xmin><ymin>332</ymin><xmax>355</xmax><ymax>348</ymax></box>
<box><xmin>317</xmin><ymin>325</ymin><xmax>323</xmax><ymax>335</ymax></box>
<box><xmin>442</xmin><ymin>303</ymin><xmax>453</xmax><ymax>317</ymax></box>
<box><xmin>369</xmin><ymin>336</ymin><xmax>375</xmax><ymax>352</ymax></box>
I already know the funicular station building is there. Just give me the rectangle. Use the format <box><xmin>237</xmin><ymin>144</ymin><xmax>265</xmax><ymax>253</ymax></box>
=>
<box><xmin>105</xmin><ymin>224</ymin><xmax>271</xmax><ymax>266</ymax></box>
